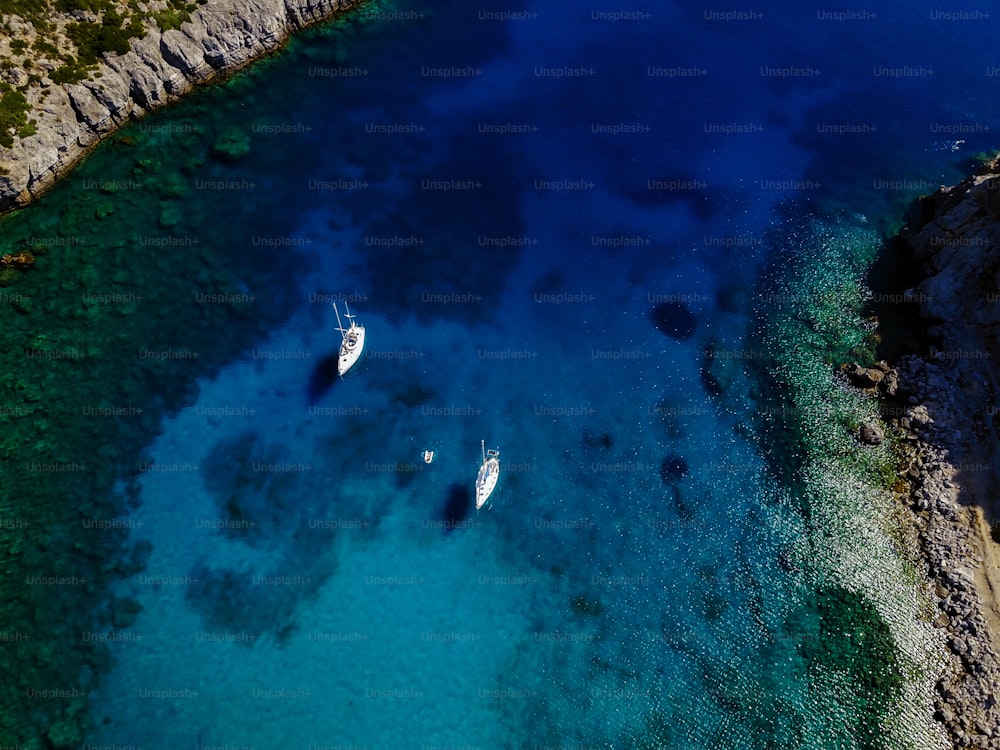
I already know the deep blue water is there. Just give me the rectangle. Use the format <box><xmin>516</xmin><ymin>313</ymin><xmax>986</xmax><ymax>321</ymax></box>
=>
<box><xmin>10</xmin><ymin>0</ymin><xmax>1000</xmax><ymax>747</ymax></box>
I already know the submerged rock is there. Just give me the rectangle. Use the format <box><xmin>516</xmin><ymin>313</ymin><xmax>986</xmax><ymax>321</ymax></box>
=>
<box><xmin>0</xmin><ymin>267</ymin><xmax>20</xmax><ymax>286</ymax></box>
<box><xmin>212</xmin><ymin>126</ymin><xmax>251</xmax><ymax>162</ymax></box>
<box><xmin>650</xmin><ymin>301</ymin><xmax>697</xmax><ymax>341</ymax></box>
<box><xmin>0</xmin><ymin>250</ymin><xmax>35</xmax><ymax>270</ymax></box>
<box><xmin>123</xmin><ymin>539</ymin><xmax>154</xmax><ymax>575</ymax></box>
<box><xmin>110</xmin><ymin>596</ymin><xmax>142</xmax><ymax>628</ymax></box>
<box><xmin>46</xmin><ymin>716</ymin><xmax>83</xmax><ymax>750</ymax></box>
<box><xmin>858</xmin><ymin>422</ymin><xmax>884</xmax><ymax>445</ymax></box>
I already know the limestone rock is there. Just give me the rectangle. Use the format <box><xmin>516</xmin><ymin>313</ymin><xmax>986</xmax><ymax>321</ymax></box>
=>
<box><xmin>906</xmin><ymin>404</ymin><xmax>933</xmax><ymax>428</ymax></box>
<box><xmin>881</xmin><ymin>367</ymin><xmax>900</xmax><ymax>397</ymax></box>
<box><xmin>65</xmin><ymin>83</ymin><xmax>117</xmax><ymax>135</ymax></box>
<box><xmin>844</xmin><ymin>362</ymin><xmax>884</xmax><ymax>389</ymax></box>
<box><xmin>886</xmin><ymin>154</ymin><xmax>1000</xmax><ymax>748</ymax></box>
<box><xmin>134</xmin><ymin>31</ymin><xmax>191</xmax><ymax>96</ymax></box>
<box><xmin>0</xmin><ymin>0</ymin><xmax>366</xmax><ymax>213</ymax></box>
<box><xmin>81</xmin><ymin>66</ymin><xmax>133</xmax><ymax>125</ymax></box>
<box><xmin>160</xmin><ymin>29</ymin><xmax>213</xmax><ymax>81</ymax></box>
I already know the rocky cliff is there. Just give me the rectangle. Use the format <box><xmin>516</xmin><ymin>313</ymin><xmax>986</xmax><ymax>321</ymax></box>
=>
<box><xmin>0</xmin><ymin>0</ymin><xmax>366</xmax><ymax>213</ymax></box>
<box><xmin>896</xmin><ymin>156</ymin><xmax>1000</xmax><ymax>555</ymax></box>
<box><xmin>881</xmin><ymin>154</ymin><xmax>1000</xmax><ymax>747</ymax></box>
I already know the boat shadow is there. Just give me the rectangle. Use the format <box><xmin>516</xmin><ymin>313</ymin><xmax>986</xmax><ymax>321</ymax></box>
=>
<box><xmin>441</xmin><ymin>482</ymin><xmax>472</xmax><ymax>534</ymax></box>
<box><xmin>306</xmin><ymin>352</ymin><xmax>339</xmax><ymax>405</ymax></box>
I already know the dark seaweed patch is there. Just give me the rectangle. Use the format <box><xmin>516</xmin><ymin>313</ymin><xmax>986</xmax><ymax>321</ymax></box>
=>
<box><xmin>659</xmin><ymin>455</ymin><xmax>689</xmax><ymax>484</ymax></box>
<box><xmin>650</xmin><ymin>302</ymin><xmax>697</xmax><ymax>341</ymax></box>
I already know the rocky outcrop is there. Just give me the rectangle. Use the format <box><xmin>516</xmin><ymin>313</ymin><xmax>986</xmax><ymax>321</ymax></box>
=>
<box><xmin>880</xmin><ymin>154</ymin><xmax>1000</xmax><ymax>747</ymax></box>
<box><xmin>0</xmin><ymin>0</ymin><xmax>367</xmax><ymax>213</ymax></box>
<box><xmin>885</xmin><ymin>357</ymin><xmax>1000</xmax><ymax>748</ymax></box>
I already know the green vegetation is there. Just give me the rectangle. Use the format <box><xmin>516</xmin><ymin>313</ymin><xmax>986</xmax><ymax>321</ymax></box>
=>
<box><xmin>50</xmin><ymin>57</ymin><xmax>94</xmax><ymax>85</ymax></box>
<box><xmin>0</xmin><ymin>0</ymin><xmax>149</xmax><ymax>105</ymax></box>
<box><xmin>44</xmin><ymin>9</ymin><xmax>147</xmax><ymax>84</ymax></box>
<box><xmin>0</xmin><ymin>84</ymin><xmax>31</xmax><ymax>147</ymax></box>
<box><xmin>0</xmin><ymin>0</ymin><xmax>251</xmax><ymax>129</ymax></box>
<box><xmin>0</xmin><ymin>0</ymin><xmax>49</xmax><ymax>15</ymax></box>
<box><xmin>33</xmin><ymin>38</ymin><xmax>60</xmax><ymax>56</ymax></box>
<box><xmin>65</xmin><ymin>11</ymin><xmax>142</xmax><ymax>62</ymax></box>
<box><xmin>151</xmin><ymin>0</ymin><xmax>196</xmax><ymax>30</ymax></box>
<box><xmin>152</xmin><ymin>7</ymin><xmax>188</xmax><ymax>30</ymax></box>
<box><xmin>56</xmin><ymin>0</ymin><xmax>115</xmax><ymax>11</ymax></box>
<box><xmin>152</xmin><ymin>5</ymin><xmax>189</xmax><ymax>30</ymax></box>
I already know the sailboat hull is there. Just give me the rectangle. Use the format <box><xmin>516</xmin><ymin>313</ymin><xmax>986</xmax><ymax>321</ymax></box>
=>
<box><xmin>338</xmin><ymin>327</ymin><xmax>365</xmax><ymax>375</ymax></box>
<box><xmin>333</xmin><ymin>301</ymin><xmax>365</xmax><ymax>376</ymax></box>
<box><xmin>475</xmin><ymin>454</ymin><xmax>500</xmax><ymax>509</ymax></box>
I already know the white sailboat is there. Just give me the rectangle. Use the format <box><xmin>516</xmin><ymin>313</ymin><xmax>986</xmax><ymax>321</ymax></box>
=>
<box><xmin>333</xmin><ymin>301</ymin><xmax>365</xmax><ymax>376</ymax></box>
<box><xmin>475</xmin><ymin>440</ymin><xmax>501</xmax><ymax>510</ymax></box>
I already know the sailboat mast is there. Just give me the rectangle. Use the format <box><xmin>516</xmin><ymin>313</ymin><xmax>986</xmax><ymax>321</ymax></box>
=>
<box><xmin>481</xmin><ymin>439</ymin><xmax>486</xmax><ymax>463</ymax></box>
<box><xmin>333</xmin><ymin>302</ymin><xmax>345</xmax><ymax>337</ymax></box>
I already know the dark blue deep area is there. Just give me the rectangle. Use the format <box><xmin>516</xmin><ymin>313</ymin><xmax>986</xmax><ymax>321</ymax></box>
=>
<box><xmin>82</xmin><ymin>0</ymin><xmax>999</xmax><ymax>748</ymax></box>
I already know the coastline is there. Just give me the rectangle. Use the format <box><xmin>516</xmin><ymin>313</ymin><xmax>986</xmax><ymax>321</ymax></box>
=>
<box><xmin>1</xmin><ymin>2</ymin><xmax>997</xmax><ymax>743</ymax></box>
<box><xmin>0</xmin><ymin>0</ymin><xmax>370</xmax><ymax>215</ymax></box>
<box><xmin>751</xmin><ymin>216</ymin><xmax>952</xmax><ymax>748</ymax></box>
<box><xmin>875</xmin><ymin>155</ymin><xmax>1000</xmax><ymax>746</ymax></box>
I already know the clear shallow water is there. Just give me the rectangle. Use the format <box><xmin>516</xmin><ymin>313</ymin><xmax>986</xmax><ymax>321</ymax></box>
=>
<box><xmin>2</xmin><ymin>0</ymin><xmax>999</xmax><ymax>748</ymax></box>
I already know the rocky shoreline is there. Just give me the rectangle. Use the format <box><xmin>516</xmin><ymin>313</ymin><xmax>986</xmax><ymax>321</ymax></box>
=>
<box><xmin>862</xmin><ymin>155</ymin><xmax>1000</xmax><ymax>747</ymax></box>
<box><xmin>893</xmin><ymin>356</ymin><xmax>1000</xmax><ymax>748</ymax></box>
<box><xmin>0</xmin><ymin>0</ymin><xmax>368</xmax><ymax>213</ymax></box>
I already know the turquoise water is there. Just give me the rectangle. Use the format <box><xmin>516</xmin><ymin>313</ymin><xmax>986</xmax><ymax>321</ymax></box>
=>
<box><xmin>2</xmin><ymin>0</ymin><xmax>999</xmax><ymax>747</ymax></box>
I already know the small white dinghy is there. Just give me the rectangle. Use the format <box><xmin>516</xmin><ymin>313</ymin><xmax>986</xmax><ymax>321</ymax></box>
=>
<box><xmin>333</xmin><ymin>301</ymin><xmax>365</xmax><ymax>376</ymax></box>
<box><xmin>475</xmin><ymin>440</ymin><xmax>501</xmax><ymax>510</ymax></box>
